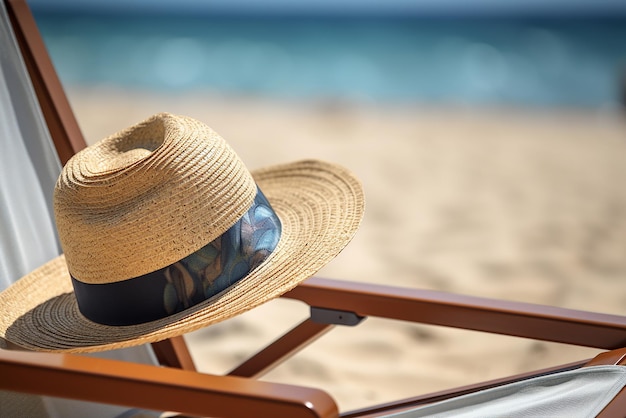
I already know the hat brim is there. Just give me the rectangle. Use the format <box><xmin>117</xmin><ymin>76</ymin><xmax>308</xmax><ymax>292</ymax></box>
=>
<box><xmin>0</xmin><ymin>159</ymin><xmax>364</xmax><ymax>353</ymax></box>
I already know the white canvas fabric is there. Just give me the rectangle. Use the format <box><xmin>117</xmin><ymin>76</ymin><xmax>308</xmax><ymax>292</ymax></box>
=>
<box><xmin>0</xmin><ymin>3</ymin><xmax>159</xmax><ymax>417</ymax></box>
<box><xmin>0</xmin><ymin>2</ymin><xmax>61</xmax><ymax>291</ymax></box>
<box><xmin>388</xmin><ymin>365</ymin><xmax>626</xmax><ymax>418</ymax></box>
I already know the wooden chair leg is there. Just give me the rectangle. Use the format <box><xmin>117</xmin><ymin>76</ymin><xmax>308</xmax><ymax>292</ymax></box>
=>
<box><xmin>229</xmin><ymin>318</ymin><xmax>333</xmax><ymax>378</ymax></box>
<box><xmin>151</xmin><ymin>336</ymin><xmax>196</xmax><ymax>371</ymax></box>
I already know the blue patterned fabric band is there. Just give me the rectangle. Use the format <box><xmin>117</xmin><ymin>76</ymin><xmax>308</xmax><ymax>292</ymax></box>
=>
<box><xmin>71</xmin><ymin>187</ymin><xmax>282</xmax><ymax>326</ymax></box>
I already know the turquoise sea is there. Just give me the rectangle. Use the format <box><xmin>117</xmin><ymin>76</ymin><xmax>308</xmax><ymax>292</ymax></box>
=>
<box><xmin>33</xmin><ymin>11</ymin><xmax>626</xmax><ymax>108</ymax></box>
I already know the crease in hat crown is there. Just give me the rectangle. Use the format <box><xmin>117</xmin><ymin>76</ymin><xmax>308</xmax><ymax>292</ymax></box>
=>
<box><xmin>54</xmin><ymin>112</ymin><xmax>257</xmax><ymax>284</ymax></box>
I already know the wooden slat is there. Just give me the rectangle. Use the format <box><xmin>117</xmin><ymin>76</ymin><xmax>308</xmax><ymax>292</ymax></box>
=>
<box><xmin>6</xmin><ymin>0</ymin><xmax>86</xmax><ymax>163</ymax></box>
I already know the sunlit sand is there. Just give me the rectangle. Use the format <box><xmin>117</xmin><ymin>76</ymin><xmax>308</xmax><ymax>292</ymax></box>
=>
<box><xmin>70</xmin><ymin>86</ymin><xmax>626</xmax><ymax>411</ymax></box>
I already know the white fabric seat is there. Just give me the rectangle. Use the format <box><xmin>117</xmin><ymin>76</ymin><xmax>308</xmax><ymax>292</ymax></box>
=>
<box><xmin>389</xmin><ymin>365</ymin><xmax>626</xmax><ymax>418</ymax></box>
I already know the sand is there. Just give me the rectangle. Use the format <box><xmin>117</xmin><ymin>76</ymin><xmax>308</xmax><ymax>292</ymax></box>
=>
<box><xmin>69</xmin><ymin>86</ymin><xmax>626</xmax><ymax>412</ymax></box>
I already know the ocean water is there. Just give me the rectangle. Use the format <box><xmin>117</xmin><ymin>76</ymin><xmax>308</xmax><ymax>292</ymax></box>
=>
<box><xmin>33</xmin><ymin>12</ymin><xmax>626</xmax><ymax>107</ymax></box>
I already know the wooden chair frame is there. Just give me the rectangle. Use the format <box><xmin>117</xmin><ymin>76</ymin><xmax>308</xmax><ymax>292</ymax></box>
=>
<box><xmin>2</xmin><ymin>1</ymin><xmax>626</xmax><ymax>416</ymax></box>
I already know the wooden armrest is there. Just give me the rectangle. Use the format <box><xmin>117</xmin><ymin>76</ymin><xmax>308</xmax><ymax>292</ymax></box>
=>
<box><xmin>284</xmin><ymin>277</ymin><xmax>626</xmax><ymax>349</ymax></box>
<box><xmin>585</xmin><ymin>347</ymin><xmax>626</xmax><ymax>367</ymax></box>
<box><xmin>0</xmin><ymin>349</ymin><xmax>338</xmax><ymax>418</ymax></box>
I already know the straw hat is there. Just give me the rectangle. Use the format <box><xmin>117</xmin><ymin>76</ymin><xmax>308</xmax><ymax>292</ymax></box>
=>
<box><xmin>0</xmin><ymin>113</ymin><xmax>364</xmax><ymax>353</ymax></box>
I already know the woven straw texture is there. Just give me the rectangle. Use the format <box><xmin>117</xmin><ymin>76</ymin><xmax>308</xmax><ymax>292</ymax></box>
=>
<box><xmin>56</xmin><ymin>113</ymin><xmax>257</xmax><ymax>284</ymax></box>
<box><xmin>0</xmin><ymin>114</ymin><xmax>364</xmax><ymax>352</ymax></box>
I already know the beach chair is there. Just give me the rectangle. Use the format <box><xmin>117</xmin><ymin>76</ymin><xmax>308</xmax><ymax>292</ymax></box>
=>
<box><xmin>2</xmin><ymin>0</ymin><xmax>626</xmax><ymax>416</ymax></box>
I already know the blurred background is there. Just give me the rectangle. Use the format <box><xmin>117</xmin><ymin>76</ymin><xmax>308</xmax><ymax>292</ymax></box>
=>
<box><xmin>25</xmin><ymin>0</ymin><xmax>626</xmax><ymax>412</ymax></box>
<box><xmin>29</xmin><ymin>0</ymin><xmax>626</xmax><ymax>108</ymax></box>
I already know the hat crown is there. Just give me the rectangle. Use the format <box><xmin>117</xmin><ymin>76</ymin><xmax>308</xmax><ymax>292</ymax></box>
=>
<box><xmin>54</xmin><ymin>113</ymin><xmax>257</xmax><ymax>284</ymax></box>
